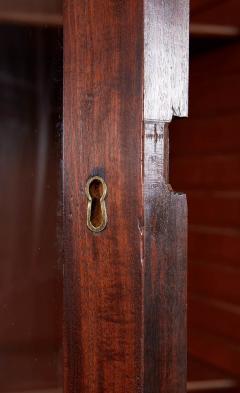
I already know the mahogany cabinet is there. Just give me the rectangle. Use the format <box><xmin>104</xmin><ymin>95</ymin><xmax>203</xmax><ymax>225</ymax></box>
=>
<box><xmin>0</xmin><ymin>1</ymin><xmax>189</xmax><ymax>393</ymax></box>
<box><xmin>63</xmin><ymin>1</ymin><xmax>189</xmax><ymax>392</ymax></box>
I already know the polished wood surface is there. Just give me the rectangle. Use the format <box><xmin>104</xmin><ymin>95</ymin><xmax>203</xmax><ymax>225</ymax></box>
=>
<box><xmin>63</xmin><ymin>1</ymin><xmax>143</xmax><ymax>391</ymax></box>
<box><xmin>63</xmin><ymin>0</ymin><xmax>189</xmax><ymax>392</ymax></box>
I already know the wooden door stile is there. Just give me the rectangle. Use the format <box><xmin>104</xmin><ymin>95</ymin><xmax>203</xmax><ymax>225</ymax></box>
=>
<box><xmin>63</xmin><ymin>1</ymin><xmax>189</xmax><ymax>392</ymax></box>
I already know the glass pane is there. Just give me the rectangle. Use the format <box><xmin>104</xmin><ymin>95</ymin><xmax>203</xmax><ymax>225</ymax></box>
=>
<box><xmin>0</xmin><ymin>4</ymin><xmax>63</xmax><ymax>393</ymax></box>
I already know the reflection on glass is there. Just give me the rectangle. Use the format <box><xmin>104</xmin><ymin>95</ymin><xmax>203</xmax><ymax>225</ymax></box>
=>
<box><xmin>0</xmin><ymin>4</ymin><xmax>62</xmax><ymax>393</ymax></box>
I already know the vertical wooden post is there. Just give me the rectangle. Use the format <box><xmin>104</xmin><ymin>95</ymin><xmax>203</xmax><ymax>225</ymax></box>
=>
<box><xmin>63</xmin><ymin>1</ymin><xmax>143</xmax><ymax>392</ymax></box>
<box><xmin>144</xmin><ymin>1</ymin><xmax>189</xmax><ymax>392</ymax></box>
<box><xmin>63</xmin><ymin>0</ymin><xmax>189</xmax><ymax>392</ymax></box>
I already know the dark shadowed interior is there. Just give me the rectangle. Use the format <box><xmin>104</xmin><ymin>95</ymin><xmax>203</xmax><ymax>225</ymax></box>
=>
<box><xmin>171</xmin><ymin>1</ymin><xmax>240</xmax><ymax>391</ymax></box>
<box><xmin>0</xmin><ymin>21</ymin><xmax>63</xmax><ymax>393</ymax></box>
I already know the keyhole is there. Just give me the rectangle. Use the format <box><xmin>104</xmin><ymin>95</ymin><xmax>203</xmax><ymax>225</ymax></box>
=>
<box><xmin>86</xmin><ymin>176</ymin><xmax>107</xmax><ymax>232</ymax></box>
<box><xmin>89</xmin><ymin>179</ymin><xmax>103</xmax><ymax>228</ymax></box>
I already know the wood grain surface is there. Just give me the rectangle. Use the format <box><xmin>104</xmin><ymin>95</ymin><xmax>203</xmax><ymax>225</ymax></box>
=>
<box><xmin>144</xmin><ymin>1</ymin><xmax>188</xmax><ymax>391</ymax></box>
<box><xmin>63</xmin><ymin>1</ymin><xmax>143</xmax><ymax>392</ymax></box>
<box><xmin>144</xmin><ymin>0</ymin><xmax>189</xmax><ymax>121</ymax></box>
<box><xmin>143</xmin><ymin>122</ymin><xmax>187</xmax><ymax>393</ymax></box>
<box><xmin>63</xmin><ymin>0</ymin><xmax>189</xmax><ymax>392</ymax></box>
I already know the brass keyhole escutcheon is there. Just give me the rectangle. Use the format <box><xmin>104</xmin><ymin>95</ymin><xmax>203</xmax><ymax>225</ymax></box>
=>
<box><xmin>86</xmin><ymin>176</ymin><xmax>108</xmax><ymax>233</ymax></box>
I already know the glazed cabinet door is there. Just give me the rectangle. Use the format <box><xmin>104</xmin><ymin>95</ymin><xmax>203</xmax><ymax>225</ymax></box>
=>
<box><xmin>63</xmin><ymin>1</ymin><xmax>189</xmax><ymax>392</ymax></box>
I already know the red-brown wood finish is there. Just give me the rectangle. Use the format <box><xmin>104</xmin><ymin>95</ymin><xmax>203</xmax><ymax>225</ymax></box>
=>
<box><xmin>63</xmin><ymin>1</ymin><xmax>143</xmax><ymax>391</ymax></box>
<box><xmin>171</xmin><ymin>38</ymin><xmax>240</xmax><ymax>378</ymax></box>
<box><xmin>63</xmin><ymin>1</ymin><xmax>189</xmax><ymax>392</ymax></box>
